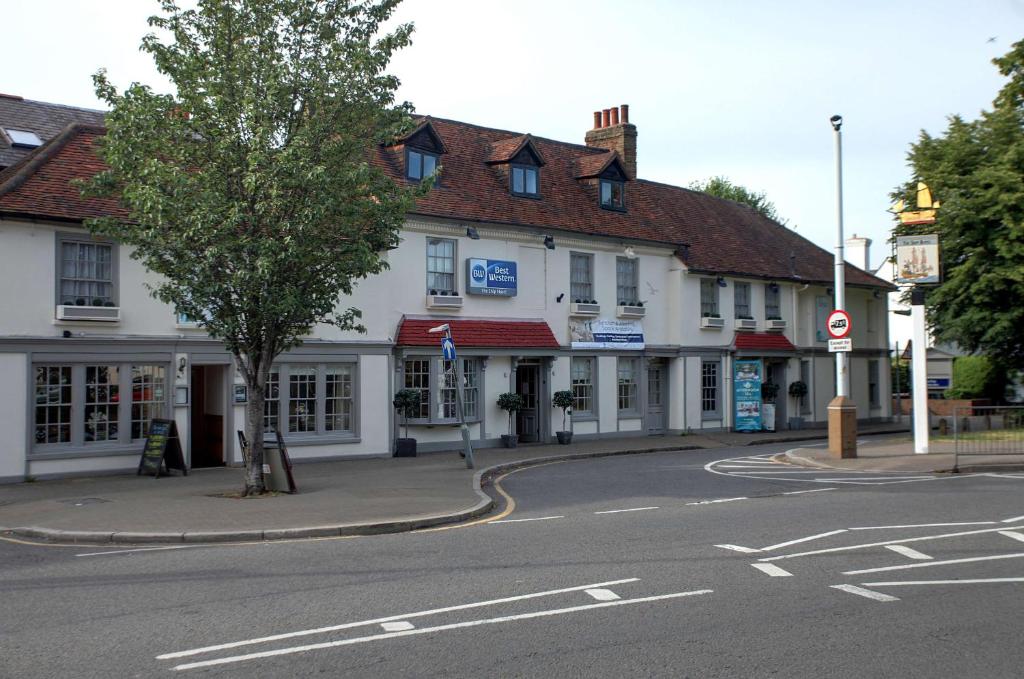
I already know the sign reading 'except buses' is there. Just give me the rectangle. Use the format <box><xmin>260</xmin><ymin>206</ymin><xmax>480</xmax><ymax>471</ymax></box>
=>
<box><xmin>827</xmin><ymin>309</ymin><xmax>851</xmax><ymax>339</ymax></box>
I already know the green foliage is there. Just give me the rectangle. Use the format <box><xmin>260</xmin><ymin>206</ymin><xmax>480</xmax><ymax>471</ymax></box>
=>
<box><xmin>892</xmin><ymin>40</ymin><xmax>1024</xmax><ymax>365</ymax></box>
<box><xmin>82</xmin><ymin>0</ymin><xmax>422</xmax><ymax>493</ymax></box>
<box><xmin>761</xmin><ymin>381</ymin><xmax>780</xmax><ymax>403</ymax></box>
<box><xmin>497</xmin><ymin>392</ymin><xmax>524</xmax><ymax>435</ymax></box>
<box><xmin>890</xmin><ymin>358</ymin><xmax>910</xmax><ymax>394</ymax></box>
<box><xmin>787</xmin><ymin>380</ymin><xmax>808</xmax><ymax>399</ymax></box>
<box><xmin>392</xmin><ymin>388</ymin><xmax>421</xmax><ymax>439</ymax></box>
<box><xmin>552</xmin><ymin>389</ymin><xmax>574</xmax><ymax>432</ymax></box>
<box><xmin>945</xmin><ymin>356</ymin><xmax>1005</xmax><ymax>400</ymax></box>
<box><xmin>689</xmin><ymin>176</ymin><xmax>785</xmax><ymax>224</ymax></box>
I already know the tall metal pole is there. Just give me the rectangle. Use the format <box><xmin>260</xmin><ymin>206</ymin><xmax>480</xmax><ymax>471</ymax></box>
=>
<box><xmin>831</xmin><ymin>115</ymin><xmax>849</xmax><ymax>397</ymax></box>
<box><xmin>447</xmin><ymin>328</ymin><xmax>475</xmax><ymax>469</ymax></box>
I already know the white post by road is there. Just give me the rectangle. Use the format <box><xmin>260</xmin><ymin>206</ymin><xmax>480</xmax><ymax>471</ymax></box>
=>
<box><xmin>911</xmin><ymin>297</ymin><xmax>929</xmax><ymax>454</ymax></box>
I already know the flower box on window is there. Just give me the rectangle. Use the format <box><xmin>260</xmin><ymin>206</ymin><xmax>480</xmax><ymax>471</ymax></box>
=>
<box><xmin>616</xmin><ymin>304</ymin><xmax>646</xmax><ymax>319</ymax></box>
<box><xmin>56</xmin><ymin>304</ymin><xmax>120</xmax><ymax>322</ymax></box>
<box><xmin>766</xmin><ymin>318</ymin><xmax>787</xmax><ymax>331</ymax></box>
<box><xmin>700</xmin><ymin>315</ymin><xmax>724</xmax><ymax>329</ymax></box>
<box><xmin>569</xmin><ymin>301</ymin><xmax>601</xmax><ymax>317</ymax></box>
<box><xmin>425</xmin><ymin>292</ymin><xmax>463</xmax><ymax>310</ymax></box>
<box><xmin>734</xmin><ymin>317</ymin><xmax>757</xmax><ymax>331</ymax></box>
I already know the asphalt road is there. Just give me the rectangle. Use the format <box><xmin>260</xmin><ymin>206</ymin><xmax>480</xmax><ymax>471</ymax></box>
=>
<box><xmin>2</xmin><ymin>442</ymin><xmax>1023</xmax><ymax>678</ymax></box>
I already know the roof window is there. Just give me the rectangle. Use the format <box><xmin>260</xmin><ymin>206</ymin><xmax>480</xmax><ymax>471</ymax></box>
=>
<box><xmin>5</xmin><ymin>128</ymin><xmax>42</xmax><ymax>148</ymax></box>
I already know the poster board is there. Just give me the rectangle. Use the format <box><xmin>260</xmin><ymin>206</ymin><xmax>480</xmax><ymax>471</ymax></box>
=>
<box><xmin>569</xmin><ymin>319</ymin><xmax>644</xmax><ymax>350</ymax></box>
<box><xmin>137</xmin><ymin>418</ymin><xmax>188</xmax><ymax>478</ymax></box>
<box><xmin>734</xmin><ymin>360</ymin><xmax>763</xmax><ymax>432</ymax></box>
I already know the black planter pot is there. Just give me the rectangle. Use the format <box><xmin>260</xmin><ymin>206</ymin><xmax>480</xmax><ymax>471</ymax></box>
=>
<box><xmin>501</xmin><ymin>434</ymin><xmax>519</xmax><ymax>448</ymax></box>
<box><xmin>394</xmin><ymin>438</ymin><xmax>417</xmax><ymax>457</ymax></box>
<box><xmin>555</xmin><ymin>431</ymin><xmax>573</xmax><ymax>445</ymax></box>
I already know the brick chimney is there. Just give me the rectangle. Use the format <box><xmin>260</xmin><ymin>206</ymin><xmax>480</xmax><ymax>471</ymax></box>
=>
<box><xmin>585</xmin><ymin>104</ymin><xmax>637</xmax><ymax>180</ymax></box>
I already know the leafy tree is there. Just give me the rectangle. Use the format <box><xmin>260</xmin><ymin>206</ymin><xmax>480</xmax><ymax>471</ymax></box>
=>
<box><xmin>689</xmin><ymin>176</ymin><xmax>785</xmax><ymax>224</ymax></box>
<box><xmin>892</xmin><ymin>40</ymin><xmax>1024</xmax><ymax>367</ymax></box>
<box><xmin>945</xmin><ymin>356</ymin><xmax>1005</xmax><ymax>400</ymax></box>
<box><xmin>84</xmin><ymin>0</ymin><xmax>424</xmax><ymax>495</ymax></box>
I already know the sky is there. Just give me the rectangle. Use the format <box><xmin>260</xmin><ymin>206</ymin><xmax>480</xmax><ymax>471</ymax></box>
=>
<box><xmin>4</xmin><ymin>0</ymin><xmax>1024</xmax><ymax>269</ymax></box>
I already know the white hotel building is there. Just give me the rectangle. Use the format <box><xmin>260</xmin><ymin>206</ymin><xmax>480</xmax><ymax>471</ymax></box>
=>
<box><xmin>0</xmin><ymin>98</ymin><xmax>894</xmax><ymax>482</ymax></box>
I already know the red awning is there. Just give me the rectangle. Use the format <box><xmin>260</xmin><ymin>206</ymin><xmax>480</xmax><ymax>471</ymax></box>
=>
<box><xmin>733</xmin><ymin>332</ymin><xmax>796</xmax><ymax>352</ymax></box>
<box><xmin>396</xmin><ymin>318</ymin><xmax>560</xmax><ymax>349</ymax></box>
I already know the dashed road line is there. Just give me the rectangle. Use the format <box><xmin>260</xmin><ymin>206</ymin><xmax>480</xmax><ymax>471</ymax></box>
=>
<box><xmin>751</xmin><ymin>563</ymin><xmax>792</xmax><ymax>577</ymax></box>
<box><xmin>594</xmin><ymin>507</ymin><xmax>659</xmax><ymax>515</ymax></box>
<box><xmin>584</xmin><ymin>588</ymin><xmax>621</xmax><ymax>601</ymax></box>
<box><xmin>863</xmin><ymin>577</ymin><xmax>1024</xmax><ymax>587</ymax></box>
<box><xmin>380</xmin><ymin>621</ymin><xmax>414</xmax><ymax>632</ymax></box>
<box><xmin>885</xmin><ymin>544</ymin><xmax>933</xmax><ymax>560</ymax></box>
<box><xmin>715</xmin><ymin>544</ymin><xmax>761</xmax><ymax>554</ymax></box>
<box><xmin>843</xmin><ymin>552</ymin><xmax>1024</xmax><ymax>576</ymax></box>
<box><xmin>761</xmin><ymin>529</ymin><xmax>847</xmax><ymax>552</ymax></box>
<box><xmin>687</xmin><ymin>497</ymin><xmax>748</xmax><ymax>506</ymax></box>
<box><xmin>830</xmin><ymin>584</ymin><xmax>900</xmax><ymax>602</ymax></box>
<box><xmin>781</xmin><ymin>488</ymin><xmax>837</xmax><ymax>495</ymax></box>
<box><xmin>169</xmin><ymin>589</ymin><xmax>715</xmax><ymax>671</ymax></box>
<box><xmin>850</xmin><ymin>522</ymin><xmax>997</xmax><ymax>531</ymax></box>
<box><xmin>491</xmin><ymin>516</ymin><xmax>564</xmax><ymax>524</ymax></box>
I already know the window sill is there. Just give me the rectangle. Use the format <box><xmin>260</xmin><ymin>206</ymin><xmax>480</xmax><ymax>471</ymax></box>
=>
<box><xmin>265</xmin><ymin>434</ymin><xmax>361</xmax><ymax>447</ymax></box>
<box><xmin>407</xmin><ymin>419</ymin><xmax>482</xmax><ymax>428</ymax></box>
<box><xmin>617</xmin><ymin>412</ymin><xmax>641</xmax><ymax>420</ymax></box>
<box><xmin>29</xmin><ymin>444</ymin><xmax>142</xmax><ymax>460</ymax></box>
<box><xmin>571</xmin><ymin>414</ymin><xmax>598</xmax><ymax>423</ymax></box>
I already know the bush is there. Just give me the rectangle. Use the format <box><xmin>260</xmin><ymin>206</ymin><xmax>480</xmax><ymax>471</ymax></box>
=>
<box><xmin>945</xmin><ymin>356</ymin><xmax>1004</xmax><ymax>400</ymax></box>
<box><xmin>788</xmin><ymin>380</ymin><xmax>808</xmax><ymax>399</ymax></box>
<box><xmin>497</xmin><ymin>392</ymin><xmax>525</xmax><ymax>435</ymax></box>
<box><xmin>552</xmin><ymin>390</ymin><xmax>574</xmax><ymax>432</ymax></box>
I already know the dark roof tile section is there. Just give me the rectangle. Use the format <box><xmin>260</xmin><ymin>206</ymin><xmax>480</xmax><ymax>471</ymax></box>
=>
<box><xmin>573</xmin><ymin>150</ymin><xmax>619</xmax><ymax>179</ymax></box>
<box><xmin>372</xmin><ymin>117</ymin><xmax>891</xmax><ymax>289</ymax></box>
<box><xmin>0</xmin><ymin>94</ymin><xmax>105</xmax><ymax>168</ymax></box>
<box><xmin>0</xmin><ymin>124</ymin><xmax>126</xmax><ymax>222</ymax></box>
<box><xmin>396</xmin><ymin>318</ymin><xmax>560</xmax><ymax>349</ymax></box>
<box><xmin>486</xmin><ymin>134</ymin><xmax>545</xmax><ymax>165</ymax></box>
<box><xmin>733</xmin><ymin>332</ymin><xmax>797</xmax><ymax>352</ymax></box>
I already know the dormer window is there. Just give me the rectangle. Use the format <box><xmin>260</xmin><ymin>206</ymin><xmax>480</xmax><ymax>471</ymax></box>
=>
<box><xmin>406</xmin><ymin>148</ymin><xmax>438</xmax><ymax>182</ymax></box>
<box><xmin>511</xmin><ymin>164</ymin><xmax>539</xmax><ymax>197</ymax></box>
<box><xmin>600</xmin><ymin>179</ymin><xmax>625</xmax><ymax>210</ymax></box>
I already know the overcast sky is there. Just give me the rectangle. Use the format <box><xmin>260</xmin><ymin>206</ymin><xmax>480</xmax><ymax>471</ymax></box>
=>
<box><xmin>4</xmin><ymin>0</ymin><xmax>1023</xmax><ymax>269</ymax></box>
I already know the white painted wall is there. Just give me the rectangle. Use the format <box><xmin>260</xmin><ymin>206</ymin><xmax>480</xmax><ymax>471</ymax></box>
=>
<box><xmin>0</xmin><ymin>353</ymin><xmax>27</xmax><ymax>480</ymax></box>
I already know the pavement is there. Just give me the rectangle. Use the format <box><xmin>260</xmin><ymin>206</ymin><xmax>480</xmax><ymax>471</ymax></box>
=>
<box><xmin>3</xmin><ymin>421</ymin><xmax>1018</xmax><ymax>546</ymax></box>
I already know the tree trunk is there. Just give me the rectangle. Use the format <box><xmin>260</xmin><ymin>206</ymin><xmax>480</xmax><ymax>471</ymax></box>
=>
<box><xmin>242</xmin><ymin>373</ymin><xmax>267</xmax><ymax>496</ymax></box>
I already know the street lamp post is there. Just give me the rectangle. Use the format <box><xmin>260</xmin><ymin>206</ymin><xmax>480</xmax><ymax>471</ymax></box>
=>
<box><xmin>828</xmin><ymin>114</ymin><xmax>857</xmax><ymax>458</ymax></box>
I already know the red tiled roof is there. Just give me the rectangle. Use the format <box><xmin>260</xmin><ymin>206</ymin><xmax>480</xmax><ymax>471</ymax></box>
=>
<box><xmin>396</xmin><ymin>318</ymin><xmax>560</xmax><ymax>349</ymax></box>
<box><xmin>486</xmin><ymin>134</ymin><xmax>545</xmax><ymax>165</ymax></box>
<box><xmin>733</xmin><ymin>332</ymin><xmax>797</xmax><ymax>352</ymax></box>
<box><xmin>572</xmin><ymin>151</ymin><xmax>619</xmax><ymax>179</ymax></box>
<box><xmin>0</xmin><ymin>123</ymin><xmax>127</xmax><ymax>222</ymax></box>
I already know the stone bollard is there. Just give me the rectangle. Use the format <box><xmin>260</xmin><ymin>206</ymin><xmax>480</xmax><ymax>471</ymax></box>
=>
<box><xmin>828</xmin><ymin>395</ymin><xmax>857</xmax><ymax>459</ymax></box>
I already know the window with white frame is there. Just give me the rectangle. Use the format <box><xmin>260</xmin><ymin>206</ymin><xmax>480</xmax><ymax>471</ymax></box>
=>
<box><xmin>571</xmin><ymin>357</ymin><xmax>595</xmax><ymax>417</ymax></box>
<box><xmin>58</xmin><ymin>236</ymin><xmax>115</xmax><ymax>306</ymax></box>
<box><xmin>570</xmin><ymin>253</ymin><xmax>594</xmax><ymax>302</ymax></box>
<box><xmin>263</xmin><ymin>363</ymin><xmax>357</xmax><ymax>437</ymax></box>
<box><xmin>765</xmin><ymin>283</ymin><xmax>781</xmax><ymax>319</ymax></box>
<box><xmin>617</xmin><ymin>357</ymin><xmax>639</xmax><ymax>415</ymax></box>
<box><xmin>616</xmin><ymin>257</ymin><xmax>638</xmax><ymax>305</ymax></box>
<box><xmin>426</xmin><ymin>238</ymin><xmax>456</xmax><ymax>294</ymax></box>
<box><xmin>700</xmin><ymin>279</ymin><xmax>719</xmax><ymax>317</ymax></box>
<box><xmin>403</xmin><ymin>357</ymin><xmax>481</xmax><ymax>424</ymax></box>
<box><xmin>33</xmin><ymin>362</ymin><xmax>166</xmax><ymax>450</ymax></box>
<box><xmin>734</xmin><ymin>282</ymin><xmax>751</xmax><ymax>319</ymax></box>
<box><xmin>868</xmin><ymin>359</ymin><xmax>880</xmax><ymax>408</ymax></box>
<box><xmin>701</xmin><ymin>361</ymin><xmax>720</xmax><ymax>417</ymax></box>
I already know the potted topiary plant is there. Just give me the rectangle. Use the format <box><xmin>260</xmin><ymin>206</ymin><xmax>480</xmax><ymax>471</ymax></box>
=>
<box><xmin>552</xmin><ymin>390</ymin><xmax>574</xmax><ymax>444</ymax></box>
<box><xmin>787</xmin><ymin>380</ymin><xmax>808</xmax><ymax>430</ymax></box>
<box><xmin>497</xmin><ymin>392</ymin><xmax>525</xmax><ymax>448</ymax></box>
<box><xmin>761</xmin><ymin>381</ymin><xmax>780</xmax><ymax>432</ymax></box>
<box><xmin>392</xmin><ymin>388</ymin><xmax>421</xmax><ymax>457</ymax></box>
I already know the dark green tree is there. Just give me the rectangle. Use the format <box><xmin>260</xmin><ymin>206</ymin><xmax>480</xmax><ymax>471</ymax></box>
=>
<box><xmin>84</xmin><ymin>0</ymin><xmax>424</xmax><ymax>495</ymax></box>
<box><xmin>689</xmin><ymin>176</ymin><xmax>785</xmax><ymax>224</ymax></box>
<box><xmin>892</xmin><ymin>40</ymin><xmax>1024</xmax><ymax>367</ymax></box>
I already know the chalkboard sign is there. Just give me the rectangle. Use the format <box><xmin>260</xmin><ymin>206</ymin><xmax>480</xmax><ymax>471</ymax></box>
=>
<box><xmin>137</xmin><ymin>418</ymin><xmax>188</xmax><ymax>478</ymax></box>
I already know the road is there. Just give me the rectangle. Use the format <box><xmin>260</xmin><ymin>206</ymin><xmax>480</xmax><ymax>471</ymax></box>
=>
<box><xmin>2</xmin><ymin>441</ymin><xmax>1023</xmax><ymax>678</ymax></box>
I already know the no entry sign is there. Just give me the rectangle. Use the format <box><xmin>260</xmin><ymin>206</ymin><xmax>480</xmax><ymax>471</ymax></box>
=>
<box><xmin>827</xmin><ymin>310</ymin><xmax>851</xmax><ymax>339</ymax></box>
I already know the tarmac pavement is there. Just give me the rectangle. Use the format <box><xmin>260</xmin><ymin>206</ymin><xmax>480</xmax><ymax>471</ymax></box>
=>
<box><xmin>7</xmin><ymin>422</ymin><xmax>1016</xmax><ymax>546</ymax></box>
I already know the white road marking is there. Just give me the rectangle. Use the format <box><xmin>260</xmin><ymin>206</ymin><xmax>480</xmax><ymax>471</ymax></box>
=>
<box><xmin>761</xmin><ymin>530</ymin><xmax>847</xmax><ymax>552</ymax></box>
<box><xmin>781</xmin><ymin>488</ymin><xmax>837</xmax><ymax>495</ymax></box>
<box><xmin>830</xmin><ymin>584</ymin><xmax>900</xmax><ymax>602</ymax></box>
<box><xmin>594</xmin><ymin>507</ymin><xmax>659</xmax><ymax>515</ymax></box>
<box><xmin>170</xmin><ymin>589</ymin><xmax>715</xmax><ymax>671</ymax></box>
<box><xmin>76</xmin><ymin>545</ymin><xmax>196</xmax><ymax>557</ymax></box>
<box><xmin>726</xmin><ymin>470</ymin><xmax>850</xmax><ymax>474</ymax></box>
<box><xmin>156</xmin><ymin>577</ymin><xmax>640</xmax><ymax>660</ymax></box>
<box><xmin>687</xmin><ymin>497</ymin><xmax>748</xmax><ymax>505</ymax></box>
<box><xmin>379</xmin><ymin>621</ymin><xmax>414</xmax><ymax>632</ymax></box>
<box><xmin>751</xmin><ymin>563</ymin><xmax>792</xmax><ymax>577</ymax></box>
<box><xmin>491</xmin><ymin>516</ymin><xmax>564</xmax><ymax>523</ymax></box>
<box><xmin>843</xmin><ymin>552</ymin><xmax>1024</xmax><ymax>575</ymax></box>
<box><xmin>584</xmin><ymin>588</ymin><xmax>621</xmax><ymax>601</ymax></box>
<box><xmin>885</xmin><ymin>545</ymin><xmax>933</xmax><ymax>560</ymax></box>
<box><xmin>864</xmin><ymin>578</ymin><xmax>1024</xmax><ymax>587</ymax></box>
<box><xmin>998</xmin><ymin>530</ymin><xmax>1024</xmax><ymax>543</ymax></box>
<box><xmin>715</xmin><ymin>544</ymin><xmax>761</xmax><ymax>554</ymax></box>
<box><xmin>759</xmin><ymin>525</ymin><xmax>1024</xmax><ymax>562</ymax></box>
<box><xmin>849</xmin><ymin>522</ymin><xmax>997</xmax><ymax>531</ymax></box>
<box><xmin>1002</xmin><ymin>514</ymin><xmax>1024</xmax><ymax>523</ymax></box>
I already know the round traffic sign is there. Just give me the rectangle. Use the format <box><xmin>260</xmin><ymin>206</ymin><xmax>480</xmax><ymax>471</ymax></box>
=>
<box><xmin>827</xmin><ymin>310</ymin><xmax>851</xmax><ymax>339</ymax></box>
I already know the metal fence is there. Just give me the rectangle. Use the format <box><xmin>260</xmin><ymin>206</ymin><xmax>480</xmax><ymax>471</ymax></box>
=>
<box><xmin>952</xmin><ymin>405</ymin><xmax>1024</xmax><ymax>472</ymax></box>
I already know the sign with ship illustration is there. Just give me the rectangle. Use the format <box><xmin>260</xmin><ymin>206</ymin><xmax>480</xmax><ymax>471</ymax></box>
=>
<box><xmin>895</xmin><ymin>234</ymin><xmax>940</xmax><ymax>284</ymax></box>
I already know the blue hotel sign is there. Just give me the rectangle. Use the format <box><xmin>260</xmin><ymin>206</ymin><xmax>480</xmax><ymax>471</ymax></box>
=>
<box><xmin>466</xmin><ymin>258</ymin><xmax>517</xmax><ymax>296</ymax></box>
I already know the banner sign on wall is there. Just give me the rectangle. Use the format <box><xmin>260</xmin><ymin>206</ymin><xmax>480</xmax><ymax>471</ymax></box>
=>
<box><xmin>466</xmin><ymin>258</ymin><xmax>518</xmax><ymax>296</ymax></box>
<box><xmin>569</xmin><ymin>319</ymin><xmax>645</xmax><ymax>350</ymax></box>
<box><xmin>734</xmin><ymin>359</ymin><xmax>763</xmax><ymax>432</ymax></box>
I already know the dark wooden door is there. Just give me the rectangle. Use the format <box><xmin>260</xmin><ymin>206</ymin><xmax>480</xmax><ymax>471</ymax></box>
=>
<box><xmin>515</xmin><ymin>366</ymin><xmax>541</xmax><ymax>443</ymax></box>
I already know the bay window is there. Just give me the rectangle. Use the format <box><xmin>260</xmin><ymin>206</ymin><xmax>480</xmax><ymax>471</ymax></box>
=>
<box><xmin>403</xmin><ymin>357</ymin><xmax>482</xmax><ymax>424</ymax></box>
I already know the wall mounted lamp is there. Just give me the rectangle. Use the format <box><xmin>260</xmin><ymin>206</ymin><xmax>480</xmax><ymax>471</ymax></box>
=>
<box><xmin>716</xmin><ymin>276</ymin><xmax>728</xmax><ymax>288</ymax></box>
<box><xmin>466</xmin><ymin>226</ymin><xmax>480</xmax><ymax>240</ymax></box>
<box><xmin>543</xmin><ymin>235</ymin><xmax>555</xmax><ymax>250</ymax></box>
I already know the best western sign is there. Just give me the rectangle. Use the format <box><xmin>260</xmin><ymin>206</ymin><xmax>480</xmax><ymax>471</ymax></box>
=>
<box><xmin>466</xmin><ymin>258</ymin><xmax>517</xmax><ymax>296</ymax></box>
